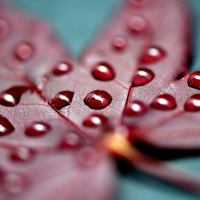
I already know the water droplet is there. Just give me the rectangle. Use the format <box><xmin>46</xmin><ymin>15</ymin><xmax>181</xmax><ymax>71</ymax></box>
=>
<box><xmin>151</xmin><ymin>94</ymin><xmax>177</xmax><ymax>110</ymax></box>
<box><xmin>112</xmin><ymin>36</ymin><xmax>126</xmax><ymax>51</ymax></box>
<box><xmin>83</xmin><ymin>114</ymin><xmax>108</xmax><ymax>127</ymax></box>
<box><xmin>188</xmin><ymin>71</ymin><xmax>200</xmax><ymax>90</ymax></box>
<box><xmin>92</xmin><ymin>62</ymin><xmax>115</xmax><ymax>81</ymax></box>
<box><xmin>125</xmin><ymin>101</ymin><xmax>147</xmax><ymax>116</ymax></box>
<box><xmin>53</xmin><ymin>61</ymin><xmax>72</xmax><ymax>75</ymax></box>
<box><xmin>130</xmin><ymin>0</ymin><xmax>149</xmax><ymax>6</ymax></box>
<box><xmin>25</xmin><ymin>122</ymin><xmax>51</xmax><ymax>137</ymax></box>
<box><xmin>184</xmin><ymin>94</ymin><xmax>200</xmax><ymax>112</ymax></box>
<box><xmin>0</xmin><ymin>19</ymin><xmax>8</xmax><ymax>39</ymax></box>
<box><xmin>0</xmin><ymin>115</ymin><xmax>14</xmax><ymax>137</ymax></box>
<box><xmin>132</xmin><ymin>68</ymin><xmax>154</xmax><ymax>86</ymax></box>
<box><xmin>10</xmin><ymin>147</ymin><xmax>34</xmax><ymax>162</ymax></box>
<box><xmin>0</xmin><ymin>86</ymin><xmax>29</xmax><ymax>107</ymax></box>
<box><xmin>52</xmin><ymin>91</ymin><xmax>74</xmax><ymax>110</ymax></box>
<box><xmin>15</xmin><ymin>42</ymin><xmax>34</xmax><ymax>61</ymax></box>
<box><xmin>84</xmin><ymin>90</ymin><xmax>112</xmax><ymax>110</ymax></box>
<box><xmin>59</xmin><ymin>132</ymin><xmax>81</xmax><ymax>149</ymax></box>
<box><xmin>2</xmin><ymin>173</ymin><xmax>27</xmax><ymax>194</ymax></box>
<box><xmin>141</xmin><ymin>46</ymin><xmax>165</xmax><ymax>64</ymax></box>
<box><xmin>77</xmin><ymin>146</ymin><xmax>99</xmax><ymax>167</ymax></box>
<box><xmin>128</xmin><ymin>16</ymin><xmax>146</xmax><ymax>33</ymax></box>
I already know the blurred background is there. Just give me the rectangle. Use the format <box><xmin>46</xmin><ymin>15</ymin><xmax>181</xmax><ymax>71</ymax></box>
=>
<box><xmin>10</xmin><ymin>0</ymin><xmax>200</xmax><ymax>199</ymax></box>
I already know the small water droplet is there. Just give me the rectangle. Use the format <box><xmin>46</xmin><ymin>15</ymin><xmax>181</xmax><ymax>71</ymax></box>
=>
<box><xmin>10</xmin><ymin>147</ymin><xmax>34</xmax><ymax>162</ymax></box>
<box><xmin>151</xmin><ymin>94</ymin><xmax>177</xmax><ymax>110</ymax></box>
<box><xmin>184</xmin><ymin>94</ymin><xmax>200</xmax><ymax>112</ymax></box>
<box><xmin>15</xmin><ymin>42</ymin><xmax>34</xmax><ymax>61</ymax></box>
<box><xmin>0</xmin><ymin>86</ymin><xmax>29</xmax><ymax>107</ymax></box>
<box><xmin>112</xmin><ymin>36</ymin><xmax>126</xmax><ymax>51</ymax></box>
<box><xmin>84</xmin><ymin>90</ymin><xmax>112</xmax><ymax>110</ymax></box>
<box><xmin>125</xmin><ymin>101</ymin><xmax>147</xmax><ymax>116</ymax></box>
<box><xmin>132</xmin><ymin>68</ymin><xmax>154</xmax><ymax>86</ymax></box>
<box><xmin>2</xmin><ymin>173</ymin><xmax>27</xmax><ymax>194</ymax></box>
<box><xmin>52</xmin><ymin>91</ymin><xmax>74</xmax><ymax>110</ymax></box>
<box><xmin>0</xmin><ymin>115</ymin><xmax>14</xmax><ymax>137</ymax></box>
<box><xmin>128</xmin><ymin>16</ymin><xmax>146</xmax><ymax>33</ymax></box>
<box><xmin>77</xmin><ymin>146</ymin><xmax>99</xmax><ymax>167</ymax></box>
<box><xmin>188</xmin><ymin>71</ymin><xmax>200</xmax><ymax>90</ymax></box>
<box><xmin>0</xmin><ymin>19</ymin><xmax>8</xmax><ymax>39</ymax></box>
<box><xmin>25</xmin><ymin>122</ymin><xmax>51</xmax><ymax>137</ymax></box>
<box><xmin>92</xmin><ymin>62</ymin><xmax>115</xmax><ymax>81</ymax></box>
<box><xmin>141</xmin><ymin>46</ymin><xmax>165</xmax><ymax>64</ymax></box>
<box><xmin>59</xmin><ymin>132</ymin><xmax>81</xmax><ymax>149</ymax></box>
<box><xmin>130</xmin><ymin>0</ymin><xmax>149</xmax><ymax>6</ymax></box>
<box><xmin>53</xmin><ymin>61</ymin><xmax>72</xmax><ymax>75</ymax></box>
<box><xmin>83</xmin><ymin>114</ymin><xmax>108</xmax><ymax>127</ymax></box>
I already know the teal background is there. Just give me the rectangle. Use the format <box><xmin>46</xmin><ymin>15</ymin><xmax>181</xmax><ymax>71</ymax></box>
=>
<box><xmin>10</xmin><ymin>0</ymin><xmax>200</xmax><ymax>199</ymax></box>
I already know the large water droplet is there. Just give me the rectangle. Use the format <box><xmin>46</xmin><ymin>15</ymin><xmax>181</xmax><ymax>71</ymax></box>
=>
<box><xmin>125</xmin><ymin>101</ymin><xmax>147</xmax><ymax>116</ymax></box>
<box><xmin>10</xmin><ymin>147</ymin><xmax>34</xmax><ymax>162</ymax></box>
<box><xmin>112</xmin><ymin>36</ymin><xmax>126</xmax><ymax>51</ymax></box>
<box><xmin>132</xmin><ymin>68</ymin><xmax>154</xmax><ymax>86</ymax></box>
<box><xmin>59</xmin><ymin>132</ymin><xmax>81</xmax><ymax>150</ymax></box>
<box><xmin>141</xmin><ymin>46</ymin><xmax>165</xmax><ymax>64</ymax></box>
<box><xmin>25</xmin><ymin>122</ymin><xmax>51</xmax><ymax>137</ymax></box>
<box><xmin>92</xmin><ymin>62</ymin><xmax>115</xmax><ymax>81</ymax></box>
<box><xmin>184</xmin><ymin>94</ymin><xmax>200</xmax><ymax>112</ymax></box>
<box><xmin>0</xmin><ymin>19</ymin><xmax>8</xmax><ymax>39</ymax></box>
<box><xmin>15</xmin><ymin>42</ymin><xmax>34</xmax><ymax>61</ymax></box>
<box><xmin>0</xmin><ymin>115</ymin><xmax>14</xmax><ymax>136</ymax></box>
<box><xmin>53</xmin><ymin>61</ymin><xmax>72</xmax><ymax>75</ymax></box>
<box><xmin>0</xmin><ymin>86</ymin><xmax>29</xmax><ymax>107</ymax></box>
<box><xmin>128</xmin><ymin>16</ymin><xmax>146</xmax><ymax>33</ymax></box>
<box><xmin>84</xmin><ymin>90</ymin><xmax>112</xmax><ymax>110</ymax></box>
<box><xmin>151</xmin><ymin>94</ymin><xmax>177</xmax><ymax>110</ymax></box>
<box><xmin>52</xmin><ymin>91</ymin><xmax>74</xmax><ymax>110</ymax></box>
<box><xmin>83</xmin><ymin>114</ymin><xmax>108</xmax><ymax>127</ymax></box>
<box><xmin>188</xmin><ymin>71</ymin><xmax>200</xmax><ymax>90</ymax></box>
<box><xmin>2</xmin><ymin>173</ymin><xmax>27</xmax><ymax>194</ymax></box>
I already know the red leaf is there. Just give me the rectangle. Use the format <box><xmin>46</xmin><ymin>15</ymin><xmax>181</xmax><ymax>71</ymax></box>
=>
<box><xmin>0</xmin><ymin>0</ymin><xmax>200</xmax><ymax>198</ymax></box>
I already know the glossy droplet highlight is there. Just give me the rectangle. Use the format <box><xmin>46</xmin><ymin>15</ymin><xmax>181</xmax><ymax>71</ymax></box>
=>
<box><xmin>25</xmin><ymin>122</ymin><xmax>51</xmax><ymax>137</ymax></box>
<box><xmin>151</xmin><ymin>94</ymin><xmax>177</xmax><ymax>110</ymax></box>
<box><xmin>128</xmin><ymin>16</ymin><xmax>146</xmax><ymax>33</ymax></box>
<box><xmin>125</xmin><ymin>101</ymin><xmax>147</xmax><ymax>116</ymax></box>
<box><xmin>92</xmin><ymin>62</ymin><xmax>115</xmax><ymax>81</ymax></box>
<box><xmin>132</xmin><ymin>68</ymin><xmax>154</xmax><ymax>86</ymax></box>
<box><xmin>184</xmin><ymin>94</ymin><xmax>200</xmax><ymax>112</ymax></box>
<box><xmin>84</xmin><ymin>90</ymin><xmax>112</xmax><ymax>110</ymax></box>
<box><xmin>53</xmin><ymin>61</ymin><xmax>72</xmax><ymax>75</ymax></box>
<box><xmin>52</xmin><ymin>91</ymin><xmax>74</xmax><ymax>110</ymax></box>
<box><xmin>188</xmin><ymin>71</ymin><xmax>200</xmax><ymax>90</ymax></box>
<box><xmin>15</xmin><ymin>42</ymin><xmax>34</xmax><ymax>61</ymax></box>
<box><xmin>0</xmin><ymin>86</ymin><xmax>29</xmax><ymax>107</ymax></box>
<box><xmin>10</xmin><ymin>147</ymin><xmax>34</xmax><ymax>162</ymax></box>
<box><xmin>0</xmin><ymin>115</ymin><xmax>14</xmax><ymax>136</ymax></box>
<box><xmin>83</xmin><ymin>114</ymin><xmax>108</xmax><ymax>128</ymax></box>
<box><xmin>59</xmin><ymin>132</ymin><xmax>81</xmax><ymax>149</ymax></box>
<box><xmin>112</xmin><ymin>36</ymin><xmax>126</xmax><ymax>51</ymax></box>
<box><xmin>141</xmin><ymin>46</ymin><xmax>165</xmax><ymax>64</ymax></box>
<box><xmin>0</xmin><ymin>19</ymin><xmax>8</xmax><ymax>39</ymax></box>
<box><xmin>2</xmin><ymin>173</ymin><xmax>27</xmax><ymax>194</ymax></box>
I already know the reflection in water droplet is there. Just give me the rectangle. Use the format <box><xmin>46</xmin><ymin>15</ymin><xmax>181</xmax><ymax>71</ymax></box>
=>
<box><xmin>0</xmin><ymin>115</ymin><xmax>14</xmax><ymax>136</ymax></box>
<box><xmin>15</xmin><ymin>42</ymin><xmax>34</xmax><ymax>61</ymax></box>
<box><xmin>125</xmin><ymin>101</ymin><xmax>147</xmax><ymax>116</ymax></box>
<box><xmin>83</xmin><ymin>114</ymin><xmax>108</xmax><ymax>127</ymax></box>
<box><xmin>185</xmin><ymin>94</ymin><xmax>200</xmax><ymax>112</ymax></box>
<box><xmin>112</xmin><ymin>36</ymin><xmax>126</xmax><ymax>51</ymax></box>
<box><xmin>25</xmin><ymin>122</ymin><xmax>51</xmax><ymax>137</ymax></box>
<box><xmin>53</xmin><ymin>61</ymin><xmax>72</xmax><ymax>75</ymax></box>
<box><xmin>52</xmin><ymin>91</ymin><xmax>74</xmax><ymax>110</ymax></box>
<box><xmin>151</xmin><ymin>94</ymin><xmax>177</xmax><ymax>110</ymax></box>
<box><xmin>188</xmin><ymin>71</ymin><xmax>200</xmax><ymax>90</ymax></box>
<box><xmin>84</xmin><ymin>90</ymin><xmax>112</xmax><ymax>110</ymax></box>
